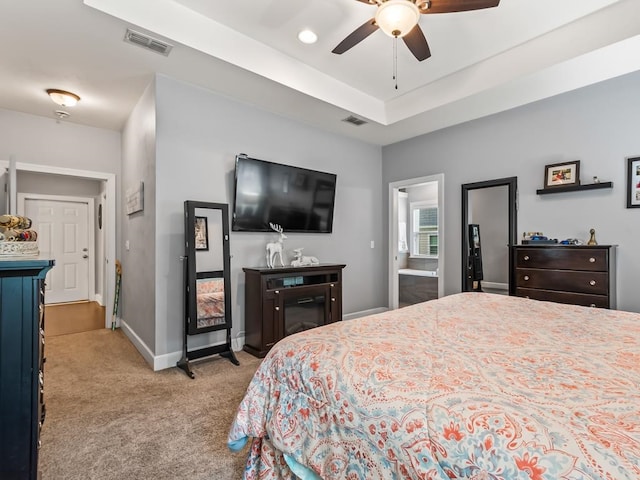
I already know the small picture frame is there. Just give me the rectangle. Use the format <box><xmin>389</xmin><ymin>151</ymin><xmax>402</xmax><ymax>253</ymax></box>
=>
<box><xmin>627</xmin><ymin>156</ymin><xmax>640</xmax><ymax>208</ymax></box>
<box><xmin>194</xmin><ymin>216</ymin><xmax>209</xmax><ymax>251</ymax></box>
<box><xmin>544</xmin><ymin>160</ymin><xmax>580</xmax><ymax>188</ymax></box>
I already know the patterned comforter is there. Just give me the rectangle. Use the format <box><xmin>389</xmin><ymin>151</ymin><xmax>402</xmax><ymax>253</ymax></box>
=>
<box><xmin>228</xmin><ymin>293</ymin><xmax>640</xmax><ymax>479</ymax></box>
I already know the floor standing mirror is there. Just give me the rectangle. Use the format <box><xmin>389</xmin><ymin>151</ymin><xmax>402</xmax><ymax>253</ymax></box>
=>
<box><xmin>178</xmin><ymin>201</ymin><xmax>238</xmax><ymax>378</ymax></box>
<box><xmin>461</xmin><ymin>177</ymin><xmax>518</xmax><ymax>293</ymax></box>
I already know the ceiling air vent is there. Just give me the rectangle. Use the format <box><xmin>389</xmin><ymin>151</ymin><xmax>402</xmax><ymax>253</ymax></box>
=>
<box><xmin>342</xmin><ymin>115</ymin><xmax>367</xmax><ymax>126</ymax></box>
<box><xmin>124</xmin><ymin>28</ymin><xmax>173</xmax><ymax>56</ymax></box>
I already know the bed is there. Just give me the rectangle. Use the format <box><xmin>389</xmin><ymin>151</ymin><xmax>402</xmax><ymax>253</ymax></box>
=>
<box><xmin>228</xmin><ymin>292</ymin><xmax>640</xmax><ymax>479</ymax></box>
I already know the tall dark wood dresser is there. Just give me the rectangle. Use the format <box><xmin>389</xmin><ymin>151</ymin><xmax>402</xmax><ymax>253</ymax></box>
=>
<box><xmin>0</xmin><ymin>258</ymin><xmax>54</xmax><ymax>479</ymax></box>
<box><xmin>510</xmin><ymin>245</ymin><xmax>616</xmax><ymax>308</ymax></box>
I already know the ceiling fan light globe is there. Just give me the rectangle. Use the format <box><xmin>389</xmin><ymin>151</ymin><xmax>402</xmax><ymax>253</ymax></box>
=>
<box><xmin>375</xmin><ymin>0</ymin><xmax>420</xmax><ymax>38</ymax></box>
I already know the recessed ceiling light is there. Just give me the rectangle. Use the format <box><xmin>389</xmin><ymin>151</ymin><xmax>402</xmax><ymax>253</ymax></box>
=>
<box><xmin>46</xmin><ymin>89</ymin><xmax>80</xmax><ymax>107</ymax></box>
<box><xmin>298</xmin><ymin>29</ymin><xmax>318</xmax><ymax>45</ymax></box>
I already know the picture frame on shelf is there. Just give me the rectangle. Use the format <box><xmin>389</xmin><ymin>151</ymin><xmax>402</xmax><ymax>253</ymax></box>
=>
<box><xmin>627</xmin><ymin>156</ymin><xmax>640</xmax><ymax>208</ymax></box>
<box><xmin>544</xmin><ymin>160</ymin><xmax>580</xmax><ymax>188</ymax></box>
<box><xmin>194</xmin><ymin>216</ymin><xmax>209</xmax><ymax>251</ymax></box>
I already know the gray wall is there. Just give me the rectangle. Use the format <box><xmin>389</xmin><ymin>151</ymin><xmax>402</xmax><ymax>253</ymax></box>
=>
<box><xmin>382</xmin><ymin>70</ymin><xmax>640</xmax><ymax>313</ymax></box>
<box><xmin>149</xmin><ymin>74</ymin><xmax>384</xmax><ymax>356</ymax></box>
<box><xmin>0</xmin><ymin>108</ymin><xmax>121</xmax><ymax>174</ymax></box>
<box><xmin>0</xmin><ymin>108</ymin><xmax>121</xmax><ymax>308</ymax></box>
<box><xmin>121</xmin><ymin>82</ymin><xmax>157</xmax><ymax>351</ymax></box>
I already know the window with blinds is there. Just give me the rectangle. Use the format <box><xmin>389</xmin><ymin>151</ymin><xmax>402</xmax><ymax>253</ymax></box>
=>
<box><xmin>411</xmin><ymin>204</ymin><xmax>438</xmax><ymax>257</ymax></box>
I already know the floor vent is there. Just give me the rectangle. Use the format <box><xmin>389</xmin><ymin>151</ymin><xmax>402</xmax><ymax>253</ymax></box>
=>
<box><xmin>342</xmin><ymin>115</ymin><xmax>368</xmax><ymax>126</ymax></box>
<box><xmin>124</xmin><ymin>28</ymin><xmax>173</xmax><ymax>56</ymax></box>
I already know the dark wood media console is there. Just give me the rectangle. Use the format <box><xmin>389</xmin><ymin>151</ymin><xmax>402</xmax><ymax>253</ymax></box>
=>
<box><xmin>243</xmin><ymin>264</ymin><xmax>346</xmax><ymax>358</ymax></box>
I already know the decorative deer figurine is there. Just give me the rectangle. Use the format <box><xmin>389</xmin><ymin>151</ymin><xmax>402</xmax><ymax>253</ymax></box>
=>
<box><xmin>290</xmin><ymin>248</ymin><xmax>319</xmax><ymax>267</ymax></box>
<box><xmin>266</xmin><ymin>223</ymin><xmax>287</xmax><ymax>268</ymax></box>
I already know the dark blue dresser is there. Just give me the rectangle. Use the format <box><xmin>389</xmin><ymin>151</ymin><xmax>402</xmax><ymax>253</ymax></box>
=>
<box><xmin>0</xmin><ymin>258</ymin><xmax>54</xmax><ymax>480</ymax></box>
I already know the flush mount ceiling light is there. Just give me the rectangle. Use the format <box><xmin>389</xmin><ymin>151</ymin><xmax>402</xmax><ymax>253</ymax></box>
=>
<box><xmin>298</xmin><ymin>29</ymin><xmax>318</xmax><ymax>44</ymax></box>
<box><xmin>46</xmin><ymin>89</ymin><xmax>81</xmax><ymax>107</ymax></box>
<box><xmin>375</xmin><ymin>0</ymin><xmax>420</xmax><ymax>38</ymax></box>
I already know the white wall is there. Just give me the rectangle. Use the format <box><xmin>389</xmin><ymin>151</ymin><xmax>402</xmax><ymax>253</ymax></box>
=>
<box><xmin>382</xmin><ymin>70</ymin><xmax>640</xmax><ymax>312</ymax></box>
<box><xmin>150</xmin><ymin>75</ymin><xmax>384</xmax><ymax>358</ymax></box>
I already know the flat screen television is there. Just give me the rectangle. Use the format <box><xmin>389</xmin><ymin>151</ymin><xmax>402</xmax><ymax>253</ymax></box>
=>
<box><xmin>232</xmin><ymin>154</ymin><xmax>337</xmax><ymax>233</ymax></box>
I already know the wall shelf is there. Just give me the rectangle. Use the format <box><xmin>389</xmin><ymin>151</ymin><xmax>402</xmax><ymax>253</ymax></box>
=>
<box><xmin>536</xmin><ymin>181</ymin><xmax>613</xmax><ymax>195</ymax></box>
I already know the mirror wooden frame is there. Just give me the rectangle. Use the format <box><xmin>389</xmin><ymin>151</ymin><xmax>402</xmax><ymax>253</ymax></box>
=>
<box><xmin>178</xmin><ymin>200</ymin><xmax>238</xmax><ymax>378</ymax></box>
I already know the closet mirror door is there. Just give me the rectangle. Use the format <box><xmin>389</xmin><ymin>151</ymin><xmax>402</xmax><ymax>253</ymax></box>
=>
<box><xmin>185</xmin><ymin>201</ymin><xmax>232</xmax><ymax>336</ymax></box>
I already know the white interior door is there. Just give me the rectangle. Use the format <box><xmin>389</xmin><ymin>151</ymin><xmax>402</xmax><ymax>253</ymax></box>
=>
<box><xmin>23</xmin><ymin>196</ymin><xmax>93</xmax><ymax>304</ymax></box>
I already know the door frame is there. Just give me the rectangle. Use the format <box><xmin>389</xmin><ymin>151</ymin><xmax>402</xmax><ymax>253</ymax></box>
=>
<box><xmin>461</xmin><ymin>176</ymin><xmax>517</xmax><ymax>292</ymax></box>
<box><xmin>388</xmin><ymin>173</ymin><xmax>445</xmax><ymax>310</ymax></box>
<box><xmin>1</xmin><ymin>160</ymin><xmax>117</xmax><ymax>329</ymax></box>
<box><xmin>18</xmin><ymin>193</ymin><xmax>96</xmax><ymax>303</ymax></box>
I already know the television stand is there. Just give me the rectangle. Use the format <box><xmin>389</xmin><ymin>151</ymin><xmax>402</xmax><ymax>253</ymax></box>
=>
<box><xmin>242</xmin><ymin>264</ymin><xmax>346</xmax><ymax>357</ymax></box>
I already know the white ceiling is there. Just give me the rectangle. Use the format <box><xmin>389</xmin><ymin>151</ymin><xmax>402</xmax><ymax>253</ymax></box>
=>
<box><xmin>1</xmin><ymin>0</ymin><xmax>640</xmax><ymax>145</ymax></box>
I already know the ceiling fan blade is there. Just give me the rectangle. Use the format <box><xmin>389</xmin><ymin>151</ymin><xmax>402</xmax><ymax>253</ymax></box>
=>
<box><xmin>424</xmin><ymin>0</ymin><xmax>500</xmax><ymax>14</ymax></box>
<box><xmin>403</xmin><ymin>24</ymin><xmax>431</xmax><ymax>61</ymax></box>
<box><xmin>332</xmin><ymin>18</ymin><xmax>379</xmax><ymax>55</ymax></box>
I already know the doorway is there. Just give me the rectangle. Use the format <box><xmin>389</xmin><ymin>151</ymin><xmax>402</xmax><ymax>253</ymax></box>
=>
<box><xmin>389</xmin><ymin>174</ymin><xmax>445</xmax><ymax>310</ymax></box>
<box><xmin>2</xmin><ymin>160</ymin><xmax>117</xmax><ymax>329</ymax></box>
<box><xmin>461</xmin><ymin>177</ymin><xmax>517</xmax><ymax>293</ymax></box>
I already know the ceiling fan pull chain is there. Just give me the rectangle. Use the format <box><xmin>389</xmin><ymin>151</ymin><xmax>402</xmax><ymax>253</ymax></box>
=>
<box><xmin>393</xmin><ymin>36</ymin><xmax>398</xmax><ymax>90</ymax></box>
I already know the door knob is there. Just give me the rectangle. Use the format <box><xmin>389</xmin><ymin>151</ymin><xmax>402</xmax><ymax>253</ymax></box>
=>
<box><xmin>83</xmin><ymin>254</ymin><xmax>89</xmax><ymax>259</ymax></box>
<box><xmin>82</xmin><ymin>248</ymin><xmax>88</xmax><ymax>252</ymax></box>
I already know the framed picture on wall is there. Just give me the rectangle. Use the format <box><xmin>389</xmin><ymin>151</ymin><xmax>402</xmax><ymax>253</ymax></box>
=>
<box><xmin>544</xmin><ymin>160</ymin><xmax>581</xmax><ymax>188</ymax></box>
<box><xmin>194</xmin><ymin>216</ymin><xmax>209</xmax><ymax>250</ymax></box>
<box><xmin>627</xmin><ymin>156</ymin><xmax>640</xmax><ymax>208</ymax></box>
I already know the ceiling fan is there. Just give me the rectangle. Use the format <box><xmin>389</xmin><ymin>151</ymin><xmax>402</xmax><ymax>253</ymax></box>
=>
<box><xmin>332</xmin><ymin>0</ymin><xmax>500</xmax><ymax>61</ymax></box>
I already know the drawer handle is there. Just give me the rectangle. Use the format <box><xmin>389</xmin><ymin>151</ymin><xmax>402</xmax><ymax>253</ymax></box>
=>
<box><xmin>589</xmin><ymin>257</ymin><xmax>596</xmax><ymax>263</ymax></box>
<box><xmin>275</xmin><ymin>290</ymin><xmax>280</xmax><ymax>294</ymax></box>
<box><xmin>523</xmin><ymin>275</ymin><xmax>530</xmax><ymax>281</ymax></box>
<box><xmin>523</xmin><ymin>255</ymin><xmax>530</xmax><ymax>261</ymax></box>
<box><xmin>275</xmin><ymin>306</ymin><xmax>280</xmax><ymax>311</ymax></box>
<box><xmin>589</xmin><ymin>280</ymin><xmax>596</xmax><ymax>286</ymax></box>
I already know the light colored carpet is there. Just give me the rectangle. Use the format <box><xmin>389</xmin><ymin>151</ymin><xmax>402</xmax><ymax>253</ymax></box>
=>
<box><xmin>39</xmin><ymin>329</ymin><xmax>262</xmax><ymax>479</ymax></box>
<box><xmin>45</xmin><ymin>302</ymin><xmax>106</xmax><ymax>337</ymax></box>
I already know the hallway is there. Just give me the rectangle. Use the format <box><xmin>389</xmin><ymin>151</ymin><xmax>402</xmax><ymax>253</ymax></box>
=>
<box><xmin>45</xmin><ymin>301</ymin><xmax>105</xmax><ymax>337</ymax></box>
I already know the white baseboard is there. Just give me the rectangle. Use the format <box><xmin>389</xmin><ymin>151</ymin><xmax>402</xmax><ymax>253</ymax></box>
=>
<box><xmin>119</xmin><ymin>320</ymin><xmax>156</xmax><ymax>369</ymax></box>
<box><xmin>94</xmin><ymin>294</ymin><xmax>104</xmax><ymax>306</ymax></box>
<box><xmin>343</xmin><ymin>307</ymin><xmax>388</xmax><ymax>321</ymax></box>
<box><xmin>481</xmin><ymin>282</ymin><xmax>509</xmax><ymax>291</ymax></box>
<box><xmin>120</xmin><ymin>320</ymin><xmax>247</xmax><ymax>371</ymax></box>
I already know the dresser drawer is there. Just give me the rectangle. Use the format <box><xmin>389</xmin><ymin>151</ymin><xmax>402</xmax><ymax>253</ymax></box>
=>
<box><xmin>515</xmin><ymin>268</ymin><xmax>609</xmax><ymax>295</ymax></box>
<box><xmin>515</xmin><ymin>248</ymin><xmax>607</xmax><ymax>271</ymax></box>
<box><xmin>516</xmin><ymin>288</ymin><xmax>609</xmax><ymax>308</ymax></box>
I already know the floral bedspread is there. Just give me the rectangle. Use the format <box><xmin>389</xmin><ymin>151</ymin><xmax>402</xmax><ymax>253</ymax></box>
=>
<box><xmin>228</xmin><ymin>293</ymin><xmax>640</xmax><ymax>479</ymax></box>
